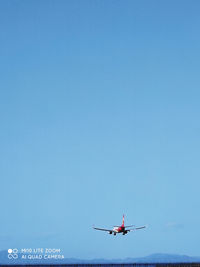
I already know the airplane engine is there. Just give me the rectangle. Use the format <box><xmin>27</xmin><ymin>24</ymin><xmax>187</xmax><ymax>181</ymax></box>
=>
<box><xmin>109</xmin><ymin>231</ymin><xmax>112</xmax><ymax>234</ymax></box>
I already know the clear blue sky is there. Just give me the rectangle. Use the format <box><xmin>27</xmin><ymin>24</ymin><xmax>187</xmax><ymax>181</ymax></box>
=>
<box><xmin>1</xmin><ymin>0</ymin><xmax>200</xmax><ymax>259</ymax></box>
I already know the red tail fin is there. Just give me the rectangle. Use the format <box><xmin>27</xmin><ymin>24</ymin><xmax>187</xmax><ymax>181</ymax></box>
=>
<box><xmin>122</xmin><ymin>214</ymin><xmax>125</xmax><ymax>226</ymax></box>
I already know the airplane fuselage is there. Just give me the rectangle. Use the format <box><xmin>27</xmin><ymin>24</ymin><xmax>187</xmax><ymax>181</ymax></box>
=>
<box><xmin>113</xmin><ymin>226</ymin><xmax>124</xmax><ymax>232</ymax></box>
<box><xmin>112</xmin><ymin>226</ymin><xmax>128</xmax><ymax>235</ymax></box>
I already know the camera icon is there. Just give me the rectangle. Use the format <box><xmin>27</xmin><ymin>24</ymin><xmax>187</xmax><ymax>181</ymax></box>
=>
<box><xmin>8</xmin><ymin>248</ymin><xmax>18</xmax><ymax>259</ymax></box>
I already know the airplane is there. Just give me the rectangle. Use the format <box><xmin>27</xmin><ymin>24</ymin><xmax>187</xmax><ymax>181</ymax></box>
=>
<box><xmin>93</xmin><ymin>215</ymin><xmax>146</xmax><ymax>235</ymax></box>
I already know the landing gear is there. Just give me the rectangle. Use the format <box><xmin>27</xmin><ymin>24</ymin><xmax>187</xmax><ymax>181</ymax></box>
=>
<box><xmin>114</xmin><ymin>232</ymin><xmax>116</xmax><ymax>236</ymax></box>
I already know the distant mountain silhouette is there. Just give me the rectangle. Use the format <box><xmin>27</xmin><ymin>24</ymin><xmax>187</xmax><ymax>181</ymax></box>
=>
<box><xmin>123</xmin><ymin>253</ymin><xmax>200</xmax><ymax>263</ymax></box>
<box><xmin>0</xmin><ymin>250</ymin><xmax>200</xmax><ymax>264</ymax></box>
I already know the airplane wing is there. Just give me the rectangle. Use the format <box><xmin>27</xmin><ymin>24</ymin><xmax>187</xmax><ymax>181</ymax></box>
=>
<box><xmin>93</xmin><ymin>226</ymin><xmax>113</xmax><ymax>232</ymax></box>
<box><xmin>135</xmin><ymin>226</ymin><xmax>146</xmax><ymax>230</ymax></box>
<box><xmin>126</xmin><ymin>226</ymin><xmax>146</xmax><ymax>232</ymax></box>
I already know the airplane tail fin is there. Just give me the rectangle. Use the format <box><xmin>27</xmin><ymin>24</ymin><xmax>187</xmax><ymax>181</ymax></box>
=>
<box><xmin>122</xmin><ymin>214</ymin><xmax>125</xmax><ymax>226</ymax></box>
